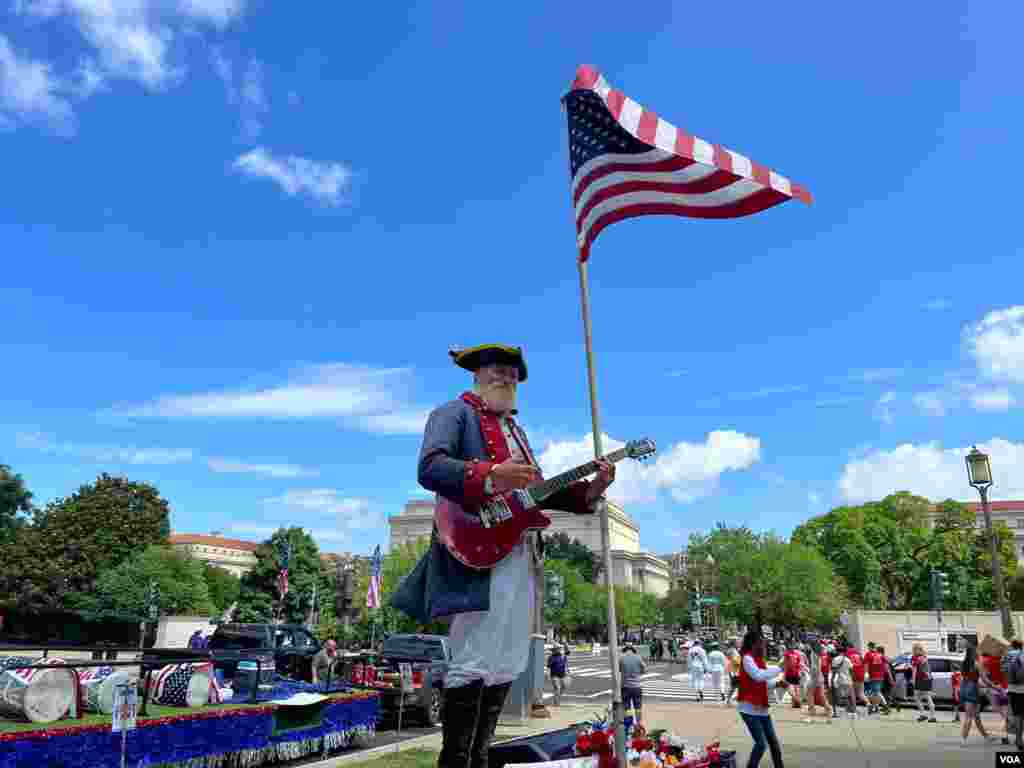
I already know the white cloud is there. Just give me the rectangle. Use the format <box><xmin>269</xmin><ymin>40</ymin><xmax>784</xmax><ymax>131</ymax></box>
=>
<box><xmin>733</xmin><ymin>385</ymin><xmax>806</xmax><ymax>401</ymax></box>
<box><xmin>233</xmin><ymin>147</ymin><xmax>351</xmax><ymax>206</ymax></box>
<box><xmin>912</xmin><ymin>391</ymin><xmax>947</xmax><ymax>417</ymax></box>
<box><xmin>969</xmin><ymin>388</ymin><xmax>1015</xmax><ymax>412</ymax></box>
<box><xmin>212</xmin><ymin>50</ymin><xmax>266</xmax><ymax>138</ymax></box>
<box><xmin>964</xmin><ymin>306</ymin><xmax>1024</xmax><ymax>384</ymax></box>
<box><xmin>227</xmin><ymin>521</ymin><xmax>349</xmax><ymax>547</ymax></box>
<box><xmin>17</xmin><ymin>431</ymin><xmax>192</xmax><ymax>464</ymax></box>
<box><xmin>923</xmin><ymin>299</ymin><xmax>952</xmax><ymax>311</ymax></box>
<box><xmin>109</xmin><ymin>363</ymin><xmax>427</xmax><ymax>435</ymax></box>
<box><xmin>814</xmin><ymin>396</ymin><xmax>862</xmax><ymax>408</ymax></box>
<box><xmin>260</xmin><ymin>489</ymin><xmax>380</xmax><ymax>547</ymax></box>
<box><xmin>852</xmin><ymin>368</ymin><xmax>904</xmax><ymax>383</ymax></box>
<box><xmin>839</xmin><ymin>438</ymin><xmax>1024</xmax><ymax>503</ymax></box>
<box><xmin>15</xmin><ymin>0</ymin><xmax>245</xmax><ymax>89</ymax></box>
<box><xmin>537</xmin><ymin>430</ymin><xmax>760</xmax><ymax>506</ymax></box>
<box><xmin>206</xmin><ymin>458</ymin><xmax>319</xmax><ymax>478</ymax></box>
<box><xmin>0</xmin><ymin>35</ymin><xmax>75</xmax><ymax>133</ymax></box>
<box><xmin>873</xmin><ymin>391</ymin><xmax>896</xmax><ymax>424</ymax></box>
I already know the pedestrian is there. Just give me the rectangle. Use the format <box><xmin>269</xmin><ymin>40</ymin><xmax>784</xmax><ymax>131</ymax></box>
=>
<box><xmin>876</xmin><ymin>645</ymin><xmax>894</xmax><ymax>714</ymax></box>
<box><xmin>670</xmin><ymin>637</ymin><xmax>679</xmax><ymax>664</ymax></box>
<box><xmin>688</xmin><ymin>639</ymin><xmax>709</xmax><ymax>702</ymax></box>
<box><xmin>910</xmin><ymin>642</ymin><xmax>937</xmax><ymax>723</ymax></box>
<box><xmin>782</xmin><ymin>642</ymin><xmax>803</xmax><ymax>709</ymax></box>
<box><xmin>981</xmin><ymin>647</ymin><xmax>1011</xmax><ymax>744</ymax></box>
<box><xmin>707</xmin><ymin>643</ymin><xmax>728</xmax><ymax>703</ymax></box>
<box><xmin>188</xmin><ymin>629</ymin><xmax>205</xmax><ymax>650</ymax></box>
<box><xmin>1002</xmin><ymin>639</ymin><xmax>1024</xmax><ymax>749</ymax></box>
<box><xmin>959</xmin><ymin>645</ymin><xmax>995</xmax><ymax>746</ymax></box>
<box><xmin>737</xmin><ymin>630</ymin><xmax>786</xmax><ymax>768</ymax></box>
<box><xmin>726</xmin><ymin>645</ymin><xmax>742</xmax><ymax>706</ymax></box>
<box><xmin>311</xmin><ymin>639</ymin><xmax>338</xmax><ymax>686</ymax></box>
<box><xmin>830</xmin><ymin>645</ymin><xmax>857</xmax><ymax>720</ymax></box>
<box><xmin>620</xmin><ymin>645</ymin><xmax>647</xmax><ymax>727</ymax></box>
<box><xmin>951</xmin><ymin>668</ymin><xmax>962</xmax><ymax>723</ymax></box>
<box><xmin>547</xmin><ymin>645</ymin><xmax>568</xmax><ymax>706</ymax></box>
<box><xmin>863</xmin><ymin>642</ymin><xmax>889</xmax><ymax>715</ymax></box>
<box><xmin>804</xmin><ymin>641</ymin><xmax>832</xmax><ymax>721</ymax></box>
<box><xmin>845</xmin><ymin>643</ymin><xmax>867</xmax><ymax>711</ymax></box>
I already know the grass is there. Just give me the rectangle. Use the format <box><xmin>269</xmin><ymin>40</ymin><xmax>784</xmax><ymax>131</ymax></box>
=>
<box><xmin>343</xmin><ymin>749</ymin><xmax>439</xmax><ymax>768</ymax></box>
<box><xmin>0</xmin><ymin>702</ymin><xmax>273</xmax><ymax>735</ymax></box>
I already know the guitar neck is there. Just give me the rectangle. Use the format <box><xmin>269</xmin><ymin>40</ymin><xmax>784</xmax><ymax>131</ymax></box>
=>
<box><xmin>530</xmin><ymin>446</ymin><xmax>629</xmax><ymax>502</ymax></box>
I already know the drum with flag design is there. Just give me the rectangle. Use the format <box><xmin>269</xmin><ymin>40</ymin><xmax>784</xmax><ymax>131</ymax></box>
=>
<box><xmin>79</xmin><ymin>666</ymin><xmax>135</xmax><ymax>714</ymax></box>
<box><xmin>149</xmin><ymin>662</ymin><xmax>219</xmax><ymax>707</ymax></box>
<box><xmin>0</xmin><ymin>656</ymin><xmax>77</xmax><ymax>723</ymax></box>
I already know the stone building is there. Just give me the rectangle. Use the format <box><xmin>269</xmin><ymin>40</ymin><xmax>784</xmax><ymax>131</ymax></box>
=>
<box><xmin>388</xmin><ymin>499</ymin><xmax>670</xmax><ymax>596</ymax></box>
<box><xmin>926</xmin><ymin>500</ymin><xmax>1024</xmax><ymax>563</ymax></box>
<box><xmin>169</xmin><ymin>533</ymin><xmax>352</xmax><ymax>577</ymax></box>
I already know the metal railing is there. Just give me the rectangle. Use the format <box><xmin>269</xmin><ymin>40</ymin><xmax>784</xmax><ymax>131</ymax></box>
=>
<box><xmin>4</xmin><ymin>647</ymin><xmax>268</xmax><ymax>718</ymax></box>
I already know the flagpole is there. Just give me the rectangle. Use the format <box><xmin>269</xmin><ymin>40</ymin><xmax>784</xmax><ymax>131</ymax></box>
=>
<box><xmin>577</xmin><ymin>255</ymin><xmax>626</xmax><ymax>768</ymax></box>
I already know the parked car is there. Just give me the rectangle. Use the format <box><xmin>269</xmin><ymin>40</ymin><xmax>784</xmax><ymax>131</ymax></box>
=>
<box><xmin>342</xmin><ymin>634</ymin><xmax>450</xmax><ymax>726</ymax></box>
<box><xmin>888</xmin><ymin>653</ymin><xmax>986</xmax><ymax>709</ymax></box>
<box><xmin>142</xmin><ymin>623</ymin><xmax>323</xmax><ymax>686</ymax></box>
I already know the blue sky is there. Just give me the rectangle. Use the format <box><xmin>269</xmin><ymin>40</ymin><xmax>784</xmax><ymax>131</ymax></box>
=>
<box><xmin>3</xmin><ymin>1</ymin><xmax>1023</xmax><ymax>557</ymax></box>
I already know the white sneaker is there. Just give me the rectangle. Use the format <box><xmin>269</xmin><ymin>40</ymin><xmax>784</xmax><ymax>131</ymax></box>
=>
<box><xmin>960</xmin><ymin>738</ymin><xmax>969</xmax><ymax>748</ymax></box>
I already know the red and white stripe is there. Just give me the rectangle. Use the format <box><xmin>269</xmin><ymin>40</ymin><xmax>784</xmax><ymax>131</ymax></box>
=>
<box><xmin>568</xmin><ymin>65</ymin><xmax>812</xmax><ymax>262</ymax></box>
<box><xmin>366</xmin><ymin>573</ymin><xmax>381</xmax><ymax>610</ymax></box>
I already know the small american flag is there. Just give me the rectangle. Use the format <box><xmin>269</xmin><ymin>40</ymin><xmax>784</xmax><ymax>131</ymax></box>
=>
<box><xmin>151</xmin><ymin>662</ymin><xmax>220</xmax><ymax>706</ymax></box>
<box><xmin>0</xmin><ymin>656</ymin><xmax>67</xmax><ymax>684</ymax></box>
<box><xmin>366</xmin><ymin>545</ymin><xmax>383</xmax><ymax>610</ymax></box>
<box><xmin>565</xmin><ymin>65</ymin><xmax>812</xmax><ymax>262</ymax></box>
<box><xmin>77</xmin><ymin>665</ymin><xmax>115</xmax><ymax>684</ymax></box>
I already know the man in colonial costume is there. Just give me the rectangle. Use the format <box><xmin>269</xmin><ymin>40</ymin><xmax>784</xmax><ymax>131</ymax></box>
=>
<box><xmin>392</xmin><ymin>344</ymin><xmax>615</xmax><ymax>768</ymax></box>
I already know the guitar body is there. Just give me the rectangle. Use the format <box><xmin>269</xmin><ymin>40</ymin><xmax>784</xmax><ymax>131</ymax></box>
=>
<box><xmin>435</xmin><ymin>490</ymin><xmax>552</xmax><ymax>570</ymax></box>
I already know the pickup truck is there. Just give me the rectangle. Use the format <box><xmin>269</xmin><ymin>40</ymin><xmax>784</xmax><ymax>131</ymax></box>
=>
<box><xmin>142</xmin><ymin>623</ymin><xmax>323</xmax><ymax>686</ymax></box>
<box><xmin>345</xmin><ymin>634</ymin><xmax>450</xmax><ymax>726</ymax></box>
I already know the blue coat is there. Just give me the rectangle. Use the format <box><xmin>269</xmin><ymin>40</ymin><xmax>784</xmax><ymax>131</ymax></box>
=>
<box><xmin>390</xmin><ymin>394</ymin><xmax>594</xmax><ymax>622</ymax></box>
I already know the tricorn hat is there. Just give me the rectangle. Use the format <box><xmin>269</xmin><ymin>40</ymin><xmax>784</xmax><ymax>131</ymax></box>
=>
<box><xmin>449</xmin><ymin>344</ymin><xmax>528</xmax><ymax>382</ymax></box>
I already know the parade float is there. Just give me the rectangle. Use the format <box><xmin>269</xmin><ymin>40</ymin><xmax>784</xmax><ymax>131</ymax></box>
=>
<box><xmin>0</xmin><ymin>656</ymin><xmax>380</xmax><ymax>768</ymax></box>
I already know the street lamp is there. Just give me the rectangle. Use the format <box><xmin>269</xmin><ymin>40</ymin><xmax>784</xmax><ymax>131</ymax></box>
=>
<box><xmin>705</xmin><ymin>554</ymin><xmax>716</xmax><ymax>629</ymax></box>
<box><xmin>966</xmin><ymin>446</ymin><xmax>1014</xmax><ymax>639</ymax></box>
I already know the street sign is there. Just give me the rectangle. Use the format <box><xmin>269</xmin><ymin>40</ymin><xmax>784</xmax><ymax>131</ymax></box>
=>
<box><xmin>699</xmin><ymin>597</ymin><xmax>720</xmax><ymax>605</ymax></box>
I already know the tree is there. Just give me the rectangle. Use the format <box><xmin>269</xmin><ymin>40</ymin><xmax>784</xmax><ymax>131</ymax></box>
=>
<box><xmin>236</xmin><ymin>528</ymin><xmax>332</xmax><ymax>625</ymax></box>
<box><xmin>0</xmin><ymin>464</ymin><xmax>32</xmax><ymax>546</ymax></box>
<box><xmin>203</xmin><ymin>564</ymin><xmax>241</xmax><ymax>617</ymax></box>
<box><xmin>2</xmin><ymin>473</ymin><xmax>171</xmax><ymax>609</ymax></box>
<box><xmin>67</xmin><ymin>545</ymin><xmax>216</xmax><ymax>620</ymax></box>
<box><xmin>544</xmin><ymin>532</ymin><xmax>601</xmax><ymax>583</ymax></box>
<box><xmin>793</xmin><ymin>493</ymin><xmax>1017</xmax><ymax>611</ymax></box>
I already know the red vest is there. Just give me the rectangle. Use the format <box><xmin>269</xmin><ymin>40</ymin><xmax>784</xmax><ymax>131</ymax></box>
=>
<box><xmin>738</xmin><ymin>653</ymin><xmax>770</xmax><ymax>708</ymax></box>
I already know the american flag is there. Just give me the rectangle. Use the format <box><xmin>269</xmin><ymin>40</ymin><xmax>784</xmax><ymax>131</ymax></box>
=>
<box><xmin>366</xmin><ymin>545</ymin><xmax>382</xmax><ymax>610</ymax></box>
<box><xmin>0</xmin><ymin>656</ymin><xmax>68</xmax><ymax>684</ymax></box>
<box><xmin>77</xmin><ymin>665</ymin><xmax>115</xmax><ymax>684</ymax></box>
<box><xmin>565</xmin><ymin>65</ymin><xmax>812</xmax><ymax>262</ymax></box>
<box><xmin>277</xmin><ymin>540</ymin><xmax>291</xmax><ymax>598</ymax></box>
<box><xmin>150</xmin><ymin>662</ymin><xmax>221</xmax><ymax>706</ymax></box>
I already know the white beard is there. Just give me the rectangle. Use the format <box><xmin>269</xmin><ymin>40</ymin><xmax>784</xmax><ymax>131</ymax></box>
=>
<box><xmin>478</xmin><ymin>383</ymin><xmax>517</xmax><ymax>413</ymax></box>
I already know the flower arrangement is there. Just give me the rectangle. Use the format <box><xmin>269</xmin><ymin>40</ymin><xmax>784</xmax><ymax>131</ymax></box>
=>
<box><xmin>573</xmin><ymin>712</ymin><xmax>732</xmax><ymax>768</ymax></box>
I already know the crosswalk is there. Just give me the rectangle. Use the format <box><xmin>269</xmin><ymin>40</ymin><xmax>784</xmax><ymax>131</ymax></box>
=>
<box><xmin>563</xmin><ymin>665</ymin><xmax>795</xmax><ymax>703</ymax></box>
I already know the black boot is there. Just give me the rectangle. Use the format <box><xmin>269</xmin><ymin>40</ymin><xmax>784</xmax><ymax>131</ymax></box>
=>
<box><xmin>470</xmin><ymin>683</ymin><xmax>511</xmax><ymax>768</ymax></box>
<box><xmin>438</xmin><ymin>680</ymin><xmax>484</xmax><ymax>768</ymax></box>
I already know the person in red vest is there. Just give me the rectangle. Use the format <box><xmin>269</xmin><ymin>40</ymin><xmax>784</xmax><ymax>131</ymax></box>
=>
<box><xmin>782</xmin><ymin>642</ymin><xmax>803</xmax><ymax>709</ymax></box>
<box><xmin>845</xmin><ymin>644</ymin><xmax>867</xmax><ymax>713</ymax></box>
<box><xmin>737</xmin><ymin>629</ymin><xmax>785</xmax><ymax>768</ymax></box>
<box><xmin>862</xmin><ymin>642</ymin><xmax>890</xmax><ymax>715</ymax></box>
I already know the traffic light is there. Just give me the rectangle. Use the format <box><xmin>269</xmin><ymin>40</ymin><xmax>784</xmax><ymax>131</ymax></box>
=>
<box><xmin>931</xmin><ymin>571</ymin><xmax>950</xmax><ymax>611</ymax></box>
<box><xmin>544</xmin><ymin>571</ymin><xmax>565</xmax><ymax>609</ymax></box>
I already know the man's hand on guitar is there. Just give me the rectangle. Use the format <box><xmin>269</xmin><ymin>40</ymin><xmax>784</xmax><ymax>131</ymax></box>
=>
<box><xmin>487</xmin><ymin>459</ymin><xmax>541</xmax><ymax>493</ymax></box>
<box><xmin>585</xmin><ymin>459</ymin><xmax>616</xmax><ymax>505</ymax></box>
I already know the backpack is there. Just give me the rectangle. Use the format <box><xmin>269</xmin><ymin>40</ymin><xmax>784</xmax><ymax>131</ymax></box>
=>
<box><xmin>847</xmin><ymin>651</ymin><xmax>865</xmax><ymax>682</ymax></box>
<box><xmin>1009</xmin><ymin>654</ymin><xmax>1024</xmax><ymax>686</ymax></box>
<box><xmin>783</xmin><ymin>652</ymin><xmax>801</xmax><ymax>677</ymax></box>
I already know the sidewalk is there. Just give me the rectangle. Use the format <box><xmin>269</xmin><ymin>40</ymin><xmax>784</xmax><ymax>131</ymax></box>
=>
<box><xmin>320</xmin><ymin>699</ymin><xmax>1007</xmax><ymax>767</ymax></box>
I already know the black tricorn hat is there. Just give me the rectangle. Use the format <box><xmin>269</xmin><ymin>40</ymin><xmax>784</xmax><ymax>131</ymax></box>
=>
<box><xmin>449</xmin><ymin>344</ymin><xmax>528</xmax><ymax>382</ymax></box>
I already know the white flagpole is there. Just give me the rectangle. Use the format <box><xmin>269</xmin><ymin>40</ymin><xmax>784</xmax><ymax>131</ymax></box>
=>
<box><xmin>577</xmin><ymin>256</ymin><xmax>626</xmax><ymax>768</ymax></box>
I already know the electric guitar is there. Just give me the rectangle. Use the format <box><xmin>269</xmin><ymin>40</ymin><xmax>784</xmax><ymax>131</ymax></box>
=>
<box><xmin>435</xmin><ymin>438</ymin><xmax>656</xmax><ymax>569</ymax></box>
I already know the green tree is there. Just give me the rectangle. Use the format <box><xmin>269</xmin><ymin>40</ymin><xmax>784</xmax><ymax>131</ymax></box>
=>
<box><xmin>544</xmin><ymin>532</ymin><xmax>601</xmax><ymax>582</ymax></box>
<box><xmin>236</xmin><ymin>527</ymin><xmax>331</xmax><ymax>625</ymax></box>
<box><xmin>235</xmin><ymin>586</ymin><xmax>274</xmax><ymax>623</ymax></box>
<box><xmin>203</xmin><ymin>564</ymin><xmax>242</xmax><ymax>617</ymax></box>
<box><xmin>3</xmin><ymin>473</ymin><xmax>170</xmax><ymax>609</ymax></box>
<box><xmin>67</xmin><ymin>545</ymin><xmax>216</xmax><ymax>620</ymax></box>
<box><xmin>659</xmin><ymin>585</ymin><xmax>694</xmax><ymax>630</ymax></box>
<box><xmin>0</xmin><ymin>464</ymin><xmax>32</xmax><ymax>546</ymax></box>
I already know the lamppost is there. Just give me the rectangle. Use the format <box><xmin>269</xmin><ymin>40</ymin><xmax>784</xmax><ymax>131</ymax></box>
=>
<box><xmin>966</xmin><ymin>446</ymin><xmax>1014</xmax><ymax>639</ymax></box>
<box><xmin>705</xmin><ymin>554</ymin><xmax>717</xmax><ymax>629</ymax></box>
